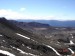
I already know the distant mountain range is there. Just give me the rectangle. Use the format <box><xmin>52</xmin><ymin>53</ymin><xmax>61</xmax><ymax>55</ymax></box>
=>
<box><xmin>9</xmin><ymin>20</ymin><xmax>50</xmax><ymax>29</ymax></box>
<box><xmin>16</xmin><ymin>20</ymin><xmax>75</xmax><ymax>27</ymax></box>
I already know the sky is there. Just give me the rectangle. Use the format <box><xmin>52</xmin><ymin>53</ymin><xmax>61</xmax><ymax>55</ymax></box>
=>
<box><xmin>0</xmin><ymin>0</ymin><xmax>75</xmax><ymax>20</ymax></box>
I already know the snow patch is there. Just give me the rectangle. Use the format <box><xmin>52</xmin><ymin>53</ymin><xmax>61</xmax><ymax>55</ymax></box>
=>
<box><xmin>68</xmin><ymin>48</ymin><xmax>74</xmax><ymax>54</ymax></box>
<box><xmin>27</xmin><ymin>46</ymin><xmax>31</xmax><ymax>49</ymax></box>
<box><xmin>0</xmin><ymin>50</ymin><xmax>15</xmax><ymax>56</ymax></box>
<box><xmin>16</xmin><ymin>33</ymin><xmax>30</xmax><ymax>39</ymax></box>
<box><xmin>22</xmin><ymin>44</ymin><xmax>25</xmax><ymax>46</ymax></box>
<box><xmin>0</xmin><ymin>34</ymin><xmax>2</xmax><ymax>36</ymax></box>
<box><xmin>31</xmin><ymin>39</ymin><xmax>38</xmax><ymax>43</ymax></box>
<box><xmin>3</xmin><ymin>40</ymin><xmax>5</xmax><ymax>42</ymax></box>
<box><xmin>70</xmin><ymin>34</ymin><xmax>74</xmax><ymax>38</ymax></box>
<box><xmin>45</xmin><ymin>45</ymin><xmax>61</xmax><ymax>56</ymax></box>
<box><xmin>11</xmin><ymin>46</ymin><xmax>38</xmax><ymax>56</ymax></box>
<box><xmin>70</xmin><ymin>40</ymin><xmax>74</xmax><ymax>44</ymax></box>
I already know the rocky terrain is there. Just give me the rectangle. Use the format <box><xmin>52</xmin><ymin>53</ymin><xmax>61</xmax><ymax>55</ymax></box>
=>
<box><xmin>0</xmin><ymin>17</ymin><xmax>75</xmax><ymax>56</ymax></box>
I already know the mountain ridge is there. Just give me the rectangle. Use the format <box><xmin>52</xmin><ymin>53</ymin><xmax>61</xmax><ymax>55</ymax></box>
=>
<box><xmin>15</xmin><ymin>19</ymin><xmax>75</xmax><ymax>27</ymax></box>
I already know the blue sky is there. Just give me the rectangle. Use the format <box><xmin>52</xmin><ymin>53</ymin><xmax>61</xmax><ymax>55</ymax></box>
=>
<box><xmin>0</xmin><ymin>0</ymin><xmax>75</xmax><ymax>20</ymax></box>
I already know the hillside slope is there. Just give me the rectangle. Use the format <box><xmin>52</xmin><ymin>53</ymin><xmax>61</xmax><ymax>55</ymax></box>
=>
<box><xmin>0</xmin><ymin>17</ymin><xmax>59</xmax><ymax>56</ymax></box>
<box><xmin>1</xmin><ymin>18</ymin><xmax>75</xmax><ymax>56</ymax></box>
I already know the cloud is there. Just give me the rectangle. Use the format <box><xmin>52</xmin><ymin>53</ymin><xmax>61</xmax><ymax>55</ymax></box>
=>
<box><xmin>0</xmin><ymin>9</ymin><xmax>26</xmax><ymax>20</ymax></box>
<box><xmin>20</xmin><ymin>8</ymin><xmax>26</xmax><ymax>12</ymax></box>
<box><xmin>0</xmin><ymin>9</ymin><xmax>55</xmax><ymax>20</ymax></box>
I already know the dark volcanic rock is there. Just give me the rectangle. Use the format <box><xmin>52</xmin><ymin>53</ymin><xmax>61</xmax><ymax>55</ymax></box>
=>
<box><xmin>0</xmin><ymin>17</ymin><xmax>7</xmax><ymax>23</ymax></box>
<box><xmin>0</xmin><ymin>53</ymin><xmax>7</xmax><ymax>56</ymax></box>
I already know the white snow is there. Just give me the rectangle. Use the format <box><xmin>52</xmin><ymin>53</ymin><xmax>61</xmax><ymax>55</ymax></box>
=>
<box><xmin>11</xmin><ymin>46</ymin><xmax>25</xmax><ymax>54</ymax></box>
<box><xmin>11</xmin><ymin>46</ymin><xmax>38</xmax><ymax>56</ymax></box>
<box><xmin>0</xmin><ymin>50</ymin><xmax>15</xmax><ymax>56</ymax></box>
<box><xmin>68</xmin><ymin>48</ymin><xmax>74</xmax><ymax>54</ymax></box>
<box><xmin>16</xmin><ymin>33</ymin><xmax>30</xmax><ymax>39</ymax></box>
<box><xmin>22</xmin><ymin>44</ymin><xmax>25</xmax><ymax>46</ymax></box>
<box><xmin>27</xmin><ymin>46</ymin><xmax>31</xmax><ymax>49</ymax></box>
<box><xmin>72</xmin><ymin>35</ymin><xmax>74</xmax><ymax>38</ymax></box>
<box><xmin>0</xmin><ymin>34</ymin><xmax>2</xmax><ymax>36</ymax></box>
<box><xmin>70</xmin><ymin>34</ymin><xmax>74</xmax><ymax>38</ymax></box>
<box><xmin>3</xmin><ymin>40</ymin><xmax>5</xmax><ymax>42</ymax></box>
<box><xmin>70</xmin><ymin>40</ymin><xmax>74</xmax><ymax>44</ymax></box>
<box><xmin>31</xmin><ymin>39</ymin><xmax>38</xmax><ymax>43</ymax></box>
<box><xmin>45</xmin><ymin>45</ymin><xmax>61</xmax><ymax>56</ymax></box>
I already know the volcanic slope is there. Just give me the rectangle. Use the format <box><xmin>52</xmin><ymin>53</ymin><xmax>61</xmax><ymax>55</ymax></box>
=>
<box><xmin>0</xmin><ymin>17</ymin><xmax>61</xmax><ymax>56</ymax></box>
